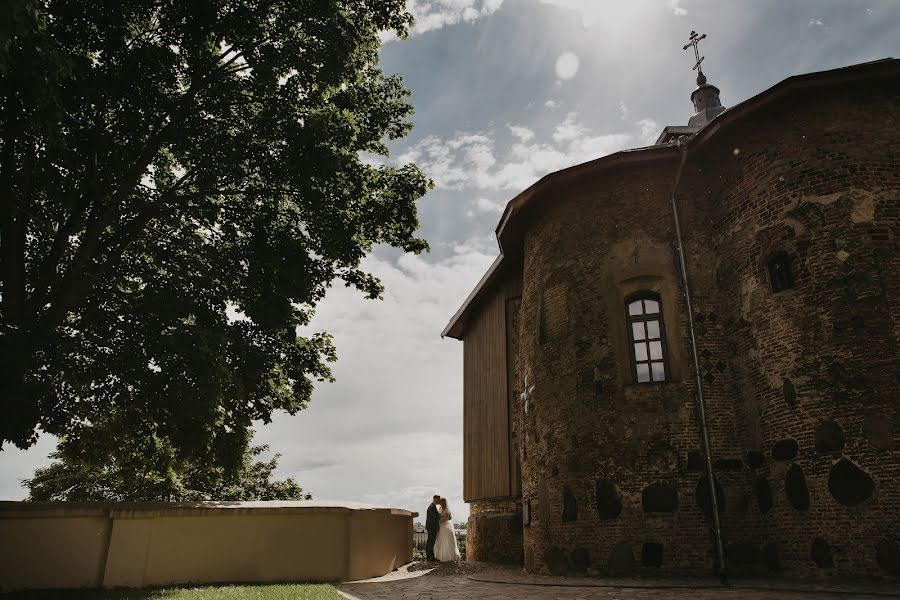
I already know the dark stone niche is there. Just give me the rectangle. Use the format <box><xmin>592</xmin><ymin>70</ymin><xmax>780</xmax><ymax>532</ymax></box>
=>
<box><xmin>763</xmin><ymin>542</ymin><xmax>782</xmax><ymax>573</ymax></box>
<box><xmin>571</xmin><ymin>548</ymin><xmax>590</xmax><ymax>573</ymax></box>
<box><xmin>687</xmin><ymin>450</ymin><xmax>706</xmax><ymax>471</ymax></box>
<box><xmin>727</xmin><ymin>542</ymin><xmax>762</xmax><ymax>566</ymax></box>
<box><xmin>755</xmin><ymin>477</ymin><xmax>773</xmax><ymax>514</ymax></box>
<box><xmin>782</xmin><ymin>378</ymin><xmax>797</xmax><ymax>408</ymax></box>
<box><xmin>562</xmin><ymin>487</ymin><xmax>578</xmax><ymax>522</ymax></box>
<box><xmin>714</xmin><ymin>458</ymin><xmax>745</xmax><ymax>471</ymax></box>
<box><xmin>815</xmin><ymin>420</ymin><xmax>845</xmax><ymax>453</ymax></box>
<box><xmin>772</xmin><ymin>439</ymin><xmax>799</xmax><ymax>461</ymax></box>
<box><xmin>545</xmin><ymin>547</ymin><xmax>569</xmax><ymax>575</ymax></box>
<box><xmin>538</xmin><ymin>481</ymin><xmax>550</xmax><ymax>523</ymax></box>
<box><xmin>828</xmin><ymin>458</ymin><xmax>874</xmax><ymax>506</ymax></box>
<box><xmin>863</xmin><ymin>410</ymin><xmax>893</xmax><ymax>450</ymax></box>
<box><xmin>508</xmin><ymin>513</ymin><xmax>523</xmax><ymax>535</ymax></box>
<box><xmin>642</xmin><ymin>482</ymin><xmax>679</xmax><ymax>513</ymax></box>
<box><xmin>811</xmin><ymin>538</ymin><xmax>834</xmax><ymax>568</ymax></box>
<box><xmin>607</xmin><ymin>542</ymin><xmax>635</xmax><ymax>576</ymax></box>
<box><xmin>785</xmin><ymin>464</ymin><xmax>810</xmax><ymax>510</ymax></box>
<box><xmin>745</xmin><ymin>451</ymin><xmax>766</xmax><ymax>469</ymax></box>
<box><xmin>695</xmin><ymin>474</ymin><xmax>725</xmax><ymax>518</ymax></box>
<box><xmin>641</xmin><ymin>542</ymin><xmax>664</xmax><ymax>568</ymax></box>
<box><xmin>595</xmin><ymin>479</ymin><xmax>623</xmax><ymax>521</ymax></box>
<box><xmin>876</xmin><ymin>538</ymin><xmax>900</xmax><ymax>575</ymax></box>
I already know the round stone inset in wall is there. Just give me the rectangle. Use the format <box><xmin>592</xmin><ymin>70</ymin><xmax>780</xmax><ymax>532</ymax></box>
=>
<box><xmin>745</xmin><ymin>451</ymin><xmax>765</xmax><ymax>469</ymax></box>
<box><xmin>782</xmin><ymin>378</ymin><xmax>797</xmax><ymax>408</ymax></box>
<box><xmin>713</xmin><ymin>458</ymin><xmax>744</xmax><ymax>471</ymax></box>
<box><xmin>863</xmin><ymin>410</ymin><xmax>893</xmax><ymax>450</ymax></box>
<box><xmin>545</xmin><ymin>546</ymin><xmax>569</xmax><ymax>575</ymax></box>
<box><xmin>763</xmin><ymin>542</ymin><xmax>782</xmax><ymax>573</ymax></box>
<box><xmin>815</xmin><ymin>420</ymin><xmax>845</xmax><ymax>453</ymax></box>
<box><xmin>562</xmin><ymin>487</ymin><xmax>578</xmax><ymax>522</ymax></box>
<box><xmin>876</xmin><ymin>538</ymin><xmax>900</xmax><ymax>575</ymax></box>
<box><xmin>687</xmin><ymin>450</ymin><xmax>706</xmax><ymax>471</ymax></box>
<box><xmin>727</xmin><ymin>542</ymin><xmax>762</xmax><ymax>567</ymax></box>
<box><xmin>695</xmin><ymin>474</ymin><xmax>725</xmax><ymax>518</ymax></box>
<box><xmin>811</xmin><ymin>538</ymin><xmax>834</xmax><ymax>568</ymax></box>
<box><xmin>607</xmin><ymin>541</ymin><xmax>635</xmax><ymax>576</ymax></box>
<box><xmin>595</xmin><ymin>479</ymin><xmax>623</xmax><ymax>520</ymax></box>
<box><xmin>828</xmin><ymin>458</ymin><xmax>875</xmax><ymax>506</ymax></box>
<box><xmin>641</xmin><ymin>542</ymin><xmax>664</xmax><ymax>568</ymax></box>
<box><xmin>642</xmin><ymin>482</ymin><xmax>678</xmax><ymax>513</ymax></box>
<box><xmin>785</xmin><ymin>464</ymin><xmax>810</xmax><ymax>510</ymax></box>
<box><xmin>772</xmin><ymin>439</ymin><xmax>799</xmax><ymax>461</ymax></box>
<box><xmin>571</xmin><ymin>547</ymin><xmax>590</xmax><ymax>572</ymax></box>
<box><xmin>756</xmin><ymin>477</ymin><xmax>773</xmax><ymax>513</ymax></box>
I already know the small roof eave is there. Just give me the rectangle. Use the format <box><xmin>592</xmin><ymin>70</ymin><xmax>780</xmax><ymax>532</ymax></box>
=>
<box><xmin>441</xmin><ymin>254</ymin><xmax>504</xmax><ymax>340</ymax></box>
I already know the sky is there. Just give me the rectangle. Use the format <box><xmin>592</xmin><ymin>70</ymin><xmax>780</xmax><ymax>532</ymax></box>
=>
<box><xmin>1</xmin><ymin>0</ymin><xmax>898</xmax><ymax>523</ymax></box>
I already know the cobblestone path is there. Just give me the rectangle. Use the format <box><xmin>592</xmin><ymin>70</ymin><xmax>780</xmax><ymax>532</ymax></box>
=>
<box><xmin>338</xmin><ymin>562</ymin><xmax>899</xmax><ymax>600</ymax></box>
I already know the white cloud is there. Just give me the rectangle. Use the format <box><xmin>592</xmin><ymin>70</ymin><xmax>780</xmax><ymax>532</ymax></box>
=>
<box><xmin>401</xmin><ymin>112</ymin><xmax>637</xmax><ymax>192</ymax></box>
<box><xmin>666</xmin><ymin>0</ymin><xmax>688</xmax><ymax>16</ymax></box>
<box><xmin>555</xmin><ymin>52</ymin><xmax>580</xmax><ymax>79</ymax></box>
<box><xmin>552</xmin><ymin>111</ymin><xmax>588</xmax><ymax>144</ymax></box>
<box><xmin>636</xmin><ymin>117</ymin><xmax>660</xmax><ymax>146</ymax></box>
<box><xmin>808</xmin><ymin>17</ymin><xmax>828</xmax><ymax>29</ymax></box>
<box><xmin>507</xmin><ymin>124</ymin><xmax>535</xmax><ymax>142</ymax></box>
<box><xmin>382</xmin><ymin>0</ymin><xmax>505</xmax><ymax>42</ymax></box>
<box><xmin>475</xmin><ymin>197</ymin><xmax>505</xmax><ymax>213</ymax></box>
<box><xmin>618</xmin><ymin>100</ymin><xmax>631</xmax><ymax>120</ymax></box>
<box><xmin>0</xmin><ymin>435</ymin><xmax>57</xmax><ymax>499</ymax></box>
<box><xmin>544</xmin><ymin>100</ymin><xmax>559</xmax><ymax>109</ymax></box>
<box><xmin>540</xmin><ymin>0</ymin><xmax>687</xmax><ymax>28</ymax></box>
<box><xmin>248</xmin><ymin>237</ymin><xmax>500</xmax><ymax>521</ymax></box>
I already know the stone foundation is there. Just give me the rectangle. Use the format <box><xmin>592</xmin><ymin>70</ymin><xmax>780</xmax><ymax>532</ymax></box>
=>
<box><xmin>467</xmin><ymin>498</ymin><xmax>524</xmax><ymax>565</ymax></box>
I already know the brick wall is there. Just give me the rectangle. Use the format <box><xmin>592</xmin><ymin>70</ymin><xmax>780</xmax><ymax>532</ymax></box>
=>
<box><xmin>695</xmin><ymin>81</ymin><xmax>900</xmax><ymax>578</ymax></box>
<box><xmin>467</xmin><ymin>498</ymin><xmax>524</xmax><ymax>565</ymax></box>
<box><xmin>505</xmin><ymin>79</ymin><xmax>898</xmax><ymax>579</ymax></box>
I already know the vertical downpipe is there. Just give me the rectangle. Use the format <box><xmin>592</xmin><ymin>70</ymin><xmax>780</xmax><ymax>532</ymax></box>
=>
<box><xmin>669</xmin><ymin>142</ymin><xmax>727</xmax><ymax>581</ymax></box>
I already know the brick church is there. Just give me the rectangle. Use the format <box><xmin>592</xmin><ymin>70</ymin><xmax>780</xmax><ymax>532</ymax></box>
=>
<box><xmin>441</xmin><ymin>50</ymin><xmax>899</xmax><ymax>579</ymax></box>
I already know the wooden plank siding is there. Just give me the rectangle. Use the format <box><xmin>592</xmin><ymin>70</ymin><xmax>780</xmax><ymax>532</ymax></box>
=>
<box><xmin>462</xmin><ymin>269</ymin><xmax>522</xmax><ymax>502</ymax></box>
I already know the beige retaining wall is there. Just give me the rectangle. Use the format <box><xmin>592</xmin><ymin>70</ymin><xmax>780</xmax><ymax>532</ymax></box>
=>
<box><xmin>0</xmin><ymin>501</ymin><xmax>416</xmax><ymax>592</ymax></box>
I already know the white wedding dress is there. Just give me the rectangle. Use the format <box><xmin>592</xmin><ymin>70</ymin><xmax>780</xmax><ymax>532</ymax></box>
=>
<box><xmin>434</xmin><ymin>509</ymin><xmax>461</xmax><ymax>562</ymax></box>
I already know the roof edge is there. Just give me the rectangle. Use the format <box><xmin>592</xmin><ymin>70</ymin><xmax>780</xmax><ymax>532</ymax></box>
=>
<box><xmin>443</xmin><ymin>57</ymin><xmax>899</xmax><ymax>343</ymax></box>
<box><xmin>441</xmin><ymin>254</ymin><xmax>504</xmax><ymax>340</ymax></box>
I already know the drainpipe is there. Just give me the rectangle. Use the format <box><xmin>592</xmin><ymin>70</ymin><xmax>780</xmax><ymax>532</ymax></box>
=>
<box><xmin>669</xmin><ymin>140</ymin><xmax>727</xmax><ymax>582</ymax></box>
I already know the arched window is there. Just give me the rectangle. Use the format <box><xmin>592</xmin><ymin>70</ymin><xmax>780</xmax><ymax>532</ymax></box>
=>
<box><xmin>767</xmin><ymin>252</ymin><xmax>794</xmax><ymax>293</ymax></box>
<box><xmin>626</xmin><ymin>293</ymin><xmax>668</xmax><ymax>384</ymax></box>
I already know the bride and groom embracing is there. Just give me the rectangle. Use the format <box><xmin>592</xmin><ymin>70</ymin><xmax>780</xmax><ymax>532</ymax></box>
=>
<box><xmin>425</xmin><ymin>494</ymin><xmax>461</xmax><ymax>562</ymax></box>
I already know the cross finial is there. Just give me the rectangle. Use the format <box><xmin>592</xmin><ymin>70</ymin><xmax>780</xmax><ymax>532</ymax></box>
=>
<box><xmin>682</xmin><ymin>30</ymin><xmax>708</xmax><ymax>85</ymax></box>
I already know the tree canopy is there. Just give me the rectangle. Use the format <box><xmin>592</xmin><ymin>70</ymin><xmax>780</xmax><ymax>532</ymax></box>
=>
<box><xmin>0</xmin><ymin>0</ymin><xmax>430</xmax><ymax>477</ymax></box>
<box><xmin>25</xmin><ymin>433</ymin><xmax>311</xmax><ymax>501</ymax></box>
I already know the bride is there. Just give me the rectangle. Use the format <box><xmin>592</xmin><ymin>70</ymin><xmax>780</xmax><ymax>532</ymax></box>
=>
<box><xmin>434</xmin><ymin>497</ymin><xmax>461</xmax><ymax>562</ymax></box>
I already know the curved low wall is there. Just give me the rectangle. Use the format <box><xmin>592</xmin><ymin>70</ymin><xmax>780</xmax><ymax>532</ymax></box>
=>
<box><xmin>0</xmin><ymin>500</ymin><xmax>416</xmax><ymax>592</ymax></box>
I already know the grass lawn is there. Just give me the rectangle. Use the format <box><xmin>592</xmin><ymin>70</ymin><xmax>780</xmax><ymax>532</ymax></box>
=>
<box><xmin>4</xmin><ymin>583</ymin><xmax>344</xmax><ymax>600</ymax></box>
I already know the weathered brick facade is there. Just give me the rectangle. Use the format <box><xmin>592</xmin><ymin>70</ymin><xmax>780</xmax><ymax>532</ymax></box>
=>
<box><xmin>446</xmin><ymin>60</ymin><xmax>899</xmax><ymax>579</ymax></box>
<box><xmin>466</xmin><ymin>498</ymin><xmax>524</xmax><ymax>565</ymax></box>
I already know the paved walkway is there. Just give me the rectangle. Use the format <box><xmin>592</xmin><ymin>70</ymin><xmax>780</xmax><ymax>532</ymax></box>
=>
<box><xmin>338</xmin><ymin>562</ymin><xmax>900</xmax><ymax>600</ymax></box>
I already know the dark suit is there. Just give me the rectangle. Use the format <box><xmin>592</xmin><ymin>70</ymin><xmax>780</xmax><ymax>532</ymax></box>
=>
<box><xmin>425</xmin><ymin>502</ymin><xmax>439</xmax><ymax>560</ymax></box>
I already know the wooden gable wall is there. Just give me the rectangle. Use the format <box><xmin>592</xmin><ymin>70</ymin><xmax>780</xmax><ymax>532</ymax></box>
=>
<box><xmin>462</xmin><ymin>270</ymin><xmax>522</xmax><ymax>502</ymax></box>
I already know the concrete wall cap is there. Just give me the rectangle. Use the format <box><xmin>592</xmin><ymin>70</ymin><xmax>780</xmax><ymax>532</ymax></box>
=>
<box><xmin>0</xmin><ymin>500</ymin><xmax>417</xmax><ymax>519</ymax></box>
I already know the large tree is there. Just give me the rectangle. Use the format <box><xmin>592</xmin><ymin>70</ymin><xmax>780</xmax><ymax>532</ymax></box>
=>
<box><xmin>25</xmin><ymin>433</ymin><xmax>311</xmax><ymax>501</ymax></box>
<box><xmin>0</xmin><ymin>0</ymin><xmax>429</xmax><ymax>476</ymax></box>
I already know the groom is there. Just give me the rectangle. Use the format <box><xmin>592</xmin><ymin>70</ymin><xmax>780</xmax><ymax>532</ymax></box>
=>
<box><xmin>425</xmin><ymin>494</ymin><xmax>440</xmax><ymax>562</ymax></box>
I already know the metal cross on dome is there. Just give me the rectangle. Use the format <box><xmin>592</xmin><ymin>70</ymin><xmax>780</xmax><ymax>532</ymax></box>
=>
<box><xmin>521</xmin><ymin>375</ymin><xmax>535</xmax><ymax>414</ymax></box>
<box><xmin>683</xmin><ymin>30</ymin><xmax>707</xmax><ymax>79</ymax></box>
